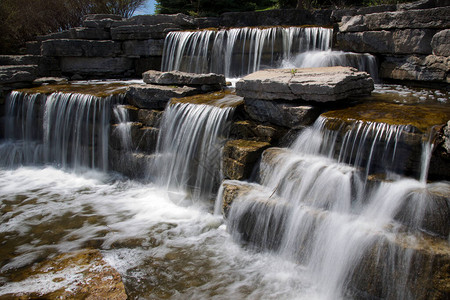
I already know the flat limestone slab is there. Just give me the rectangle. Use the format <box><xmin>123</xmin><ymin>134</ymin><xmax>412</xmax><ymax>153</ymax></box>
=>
<box><xmin>236</xmin><ymin>67</ymin><xmax>374</xmax><ymax>102</ymax></box>
<box><xmin>126</xmin><ymin>83</ymin><xmax>198</xmax><ymax>109</ymax></box>
<box><xmin>143</xmin><ymin>70</ymin><xmax>226</xmax><ymax>86</ymax></box>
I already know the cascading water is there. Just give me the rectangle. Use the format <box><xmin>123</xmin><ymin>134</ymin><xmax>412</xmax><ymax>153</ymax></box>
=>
<box><xmin>161</xmin><ymin>26</ymin><xmax>379</xmax><ymax>80</ymax></box>
<box><xmin>1</xmin><ymin>90</ymin><xmax>124</xmax><ymax>170</ymax></box>
<box><xmin>151</xmin><ymin>95</ymin><xmax>242</xmax><ymax>200</ymax></box>
<box><xmin>112</xmin><ymin>105</ymin><xmax>133</xmax><ymax>151</ymax></box>
<box><xmin>226</xmin><ymin>116</ymin><xmax>450</xmax><ymax>299</ymax></box>
<box><xmin>281</xmin><ymin>50</ymin><xmax>379</xmax><ymax>81</ymax></box>
<box><xmin>161</xmin><ymin>26</ymin><xmax>332</xmax><ymax>78</ymax></box>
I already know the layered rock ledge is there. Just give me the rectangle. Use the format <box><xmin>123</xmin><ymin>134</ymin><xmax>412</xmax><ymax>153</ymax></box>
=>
<box><xmin>235</xmin><ymin>67</ymin><xmax>374</xmax><ymax>102</ymax></box>
<box><xmin>125</xmin><ymin>70</ymin><xmax>226</xmax><ymax>109</ymax></box>
<box><xmin>143</xmin><ymin>70</ymin><xmax>226</xmax><ymax>87</ymax></box>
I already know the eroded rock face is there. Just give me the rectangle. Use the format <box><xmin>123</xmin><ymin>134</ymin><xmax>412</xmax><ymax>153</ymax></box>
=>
<box><xmin>236</xmin><ymin>67</ymin><xmax>374</xmax><ymax>102</ymax></box>
<box><xmin>111</xmin><ymin>24</ymin><xmax>181</xmax><ymax>40</ymax></box>
<box><xmin>42</xmin><ymin>39</ymin><xmax>122</xmax><ymax>57</ymax></box>
<box><xmin>143</xmin><ymin>70</ymin><xmax>226</xmax><ymax>87</ymax></box>
<box><xmin>336</xmin><ymin>29</ymin><xmax>434</xmax><ymax>54</ymax></box>
<box><xmin>123</xmin><ymin>39</ymin><xmax>165</xmax><ymax>57</ymax></box>
<box><xmin>0</xmin><ymin>249</ymin><xmax>127</xmax><ymax>299</ymax></box>
<box><xmin>0</xmin><ymin>65</ymin><xmax>38</xmax><ymax>84</ymax></box>
<box><xmin>380</xmin><ymin>55</ymin><xmax>449</xmax><ymax>82</ymax></box>
<box><xmin>431</xmin><ymin>29</ymin><xmax>450</xmax><ymax>56</ymax></box>
<box><xmin>60</xmin><ymin>57</ymin><xmax>134</xmax><ymax>77</ymax></box>
<box><xmin>138</xmin><ymin>109</ymin><xmax>163</xmax><ymax>127</ymax></box>
<box><xmin>339</xmin><ymin>6</ymin><xmax>450</xmax><ymax>32</ymax></box>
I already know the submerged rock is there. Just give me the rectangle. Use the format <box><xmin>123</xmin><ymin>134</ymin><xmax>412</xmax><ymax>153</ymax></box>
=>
<box><xmin>0</xmin><ymin>249</ymin><xmax>127</xmax><ymax>299</ymax></box>
<box><xmin>236</xmin><ymin>67</ymin><xmax>374</xmax><ymax>102</ymax></box>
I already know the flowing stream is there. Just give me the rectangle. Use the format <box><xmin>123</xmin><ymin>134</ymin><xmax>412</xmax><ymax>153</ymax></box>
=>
<box><xmin>0</xmin><ymin>26</ymin><xmax>449</xmax><ymax>299</ymax></box>
<box><xmin>161</xmin><ymin>26</ymin><xmax>377</xmax><ymax>79</ymax></box>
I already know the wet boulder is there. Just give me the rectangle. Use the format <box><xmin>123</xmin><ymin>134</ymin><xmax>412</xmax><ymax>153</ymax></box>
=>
<box><xmin>220</xmin><ymin>180</ymin><xmax>262</xmax><ymax>216</ymax></box>
<box><xmin>222</xmin><ymin>139</ymin><xmax>270</xmax><ymax>180</ymax></box>
<box><xmin>236</xmin><ymin>67</ymin><xmax>374</xmax><ymax>102</ymax></box>
<box><xmin>230</xmin><ymin>120</ymin><xmax>286</xmax><ymax>143</ymax></box>
<box><xmin>137</xmin><ymin>109</ymin><xmax>163</xmax><ymax>127</ymax></box>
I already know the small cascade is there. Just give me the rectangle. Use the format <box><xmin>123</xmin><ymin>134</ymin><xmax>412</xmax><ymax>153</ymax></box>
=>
<box><xmin>290</xmin><ymin>117</ymin><xmax>418</xmax><ymax>180</ymax></box>
<box><xmin>112</xmin><ymin>105</ymin><xmax>133</xmax><ymax>151</ymax></box>
<box><xmin>161</xmin><ymin>27</ymin><xmax>332</xmax><ymax>78</ymax></box>
<box><xmin>152</xmin><ymin>95</ymin><xmax>242</xmax><ymax>199</ymax></box>
<box><xmin>226</xmin><ymin>116</ymin><xmax>450</xmax><ymax>299</ymax></box>
<box><xmin>1</xmin><ymin>90</ymin><xmax>124</xmax><ymax>171</ymax></box>
<box><xmin>281</xmin><ymin>50</ymin><xmax>379</xmax><ymax>81</ymax></box>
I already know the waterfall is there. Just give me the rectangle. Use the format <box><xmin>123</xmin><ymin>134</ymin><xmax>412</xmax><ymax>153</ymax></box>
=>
<box><xmin>226</xmin><ymin>117</ymin><xmax>449</xmax><ymax>299</ymax></box>
<box><xmin>1</xmin><ymin>90</ymin><xmax>124</xmax><ymax>170</ymax></box>
<box><xmin>161</xmin><ymin>27</ymin><xmax>332</xmax><ymax>78</ymax></box>
<box><xmin>151</xmin><ymin>95</ymin><xmax>242</xmax><ymax>199</ymax></box>
<box><xmin>112</xmin><ymin>105</ymin><xmax>133</xmax><ymax>151</ymax></box>
<box><xmin>281</xmin><ymin>50</ymin><xmax>379</xmax><ymax>81</ymax></box>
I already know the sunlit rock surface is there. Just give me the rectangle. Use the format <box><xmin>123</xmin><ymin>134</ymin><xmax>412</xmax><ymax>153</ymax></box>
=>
<box><xmin>236</xmin><ymin>67</ymin><xmax>374</xmax><ymax>102</ymax></box>
<box><xmin>143</xmin><ymin>70</ymin><xmax>226</xmax><ymax>87</ymax></box>
<box><xmin>380</xmin><ymin>55</ymin><xmax>449</xmax><ymax>82</ymax></box>
<box><xmin>0</xmin><ymin>249</ymin><xmax>127</xmax><ymax>299</ymax></box>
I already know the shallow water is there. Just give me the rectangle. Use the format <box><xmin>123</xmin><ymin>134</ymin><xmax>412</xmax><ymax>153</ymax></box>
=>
<box><xmin>0</xmin><ymin>166</ymin><xmax>331</xmax><ymax>299</ymax></box>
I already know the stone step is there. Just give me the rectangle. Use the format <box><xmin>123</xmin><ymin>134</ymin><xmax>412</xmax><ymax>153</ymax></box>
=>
<box><xmin>235</xmin><ymin>67</ymin><xmax>374</xmax><ymax>102</ymax></box>
<box><xmin>0</xmin><ymin>65</ymin><xmax>38</xmax><ymax>85</ymax></box>
<box><xmin>221</xmin><ymin>180</ymin><xmax>450</xmax><ymax>299</ymax></box>
<box><xmin>222</xmin><ymin>140</ymin><xmax>270</xmax><ymax>180</ymax></box>
<box><xmin>259</xmin><ymin>147</ymin><xmax>450</xmax><ymax>238</ymax></box>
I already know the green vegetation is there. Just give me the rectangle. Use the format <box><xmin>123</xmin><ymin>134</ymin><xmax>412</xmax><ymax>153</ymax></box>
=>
<box><xmin>156</xmin><ymin>0</ymin><xmax>411</xmax><ymax>15</ymax></box>
<box><xmin>156</xmin><ymin>0</ymin><xmax>277</xmax><ymax>16</ymax></box>
<box><xmin>0</xmin><ymin>0</ymin><xmax>145</xmax><ymax>54</ymax></box>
